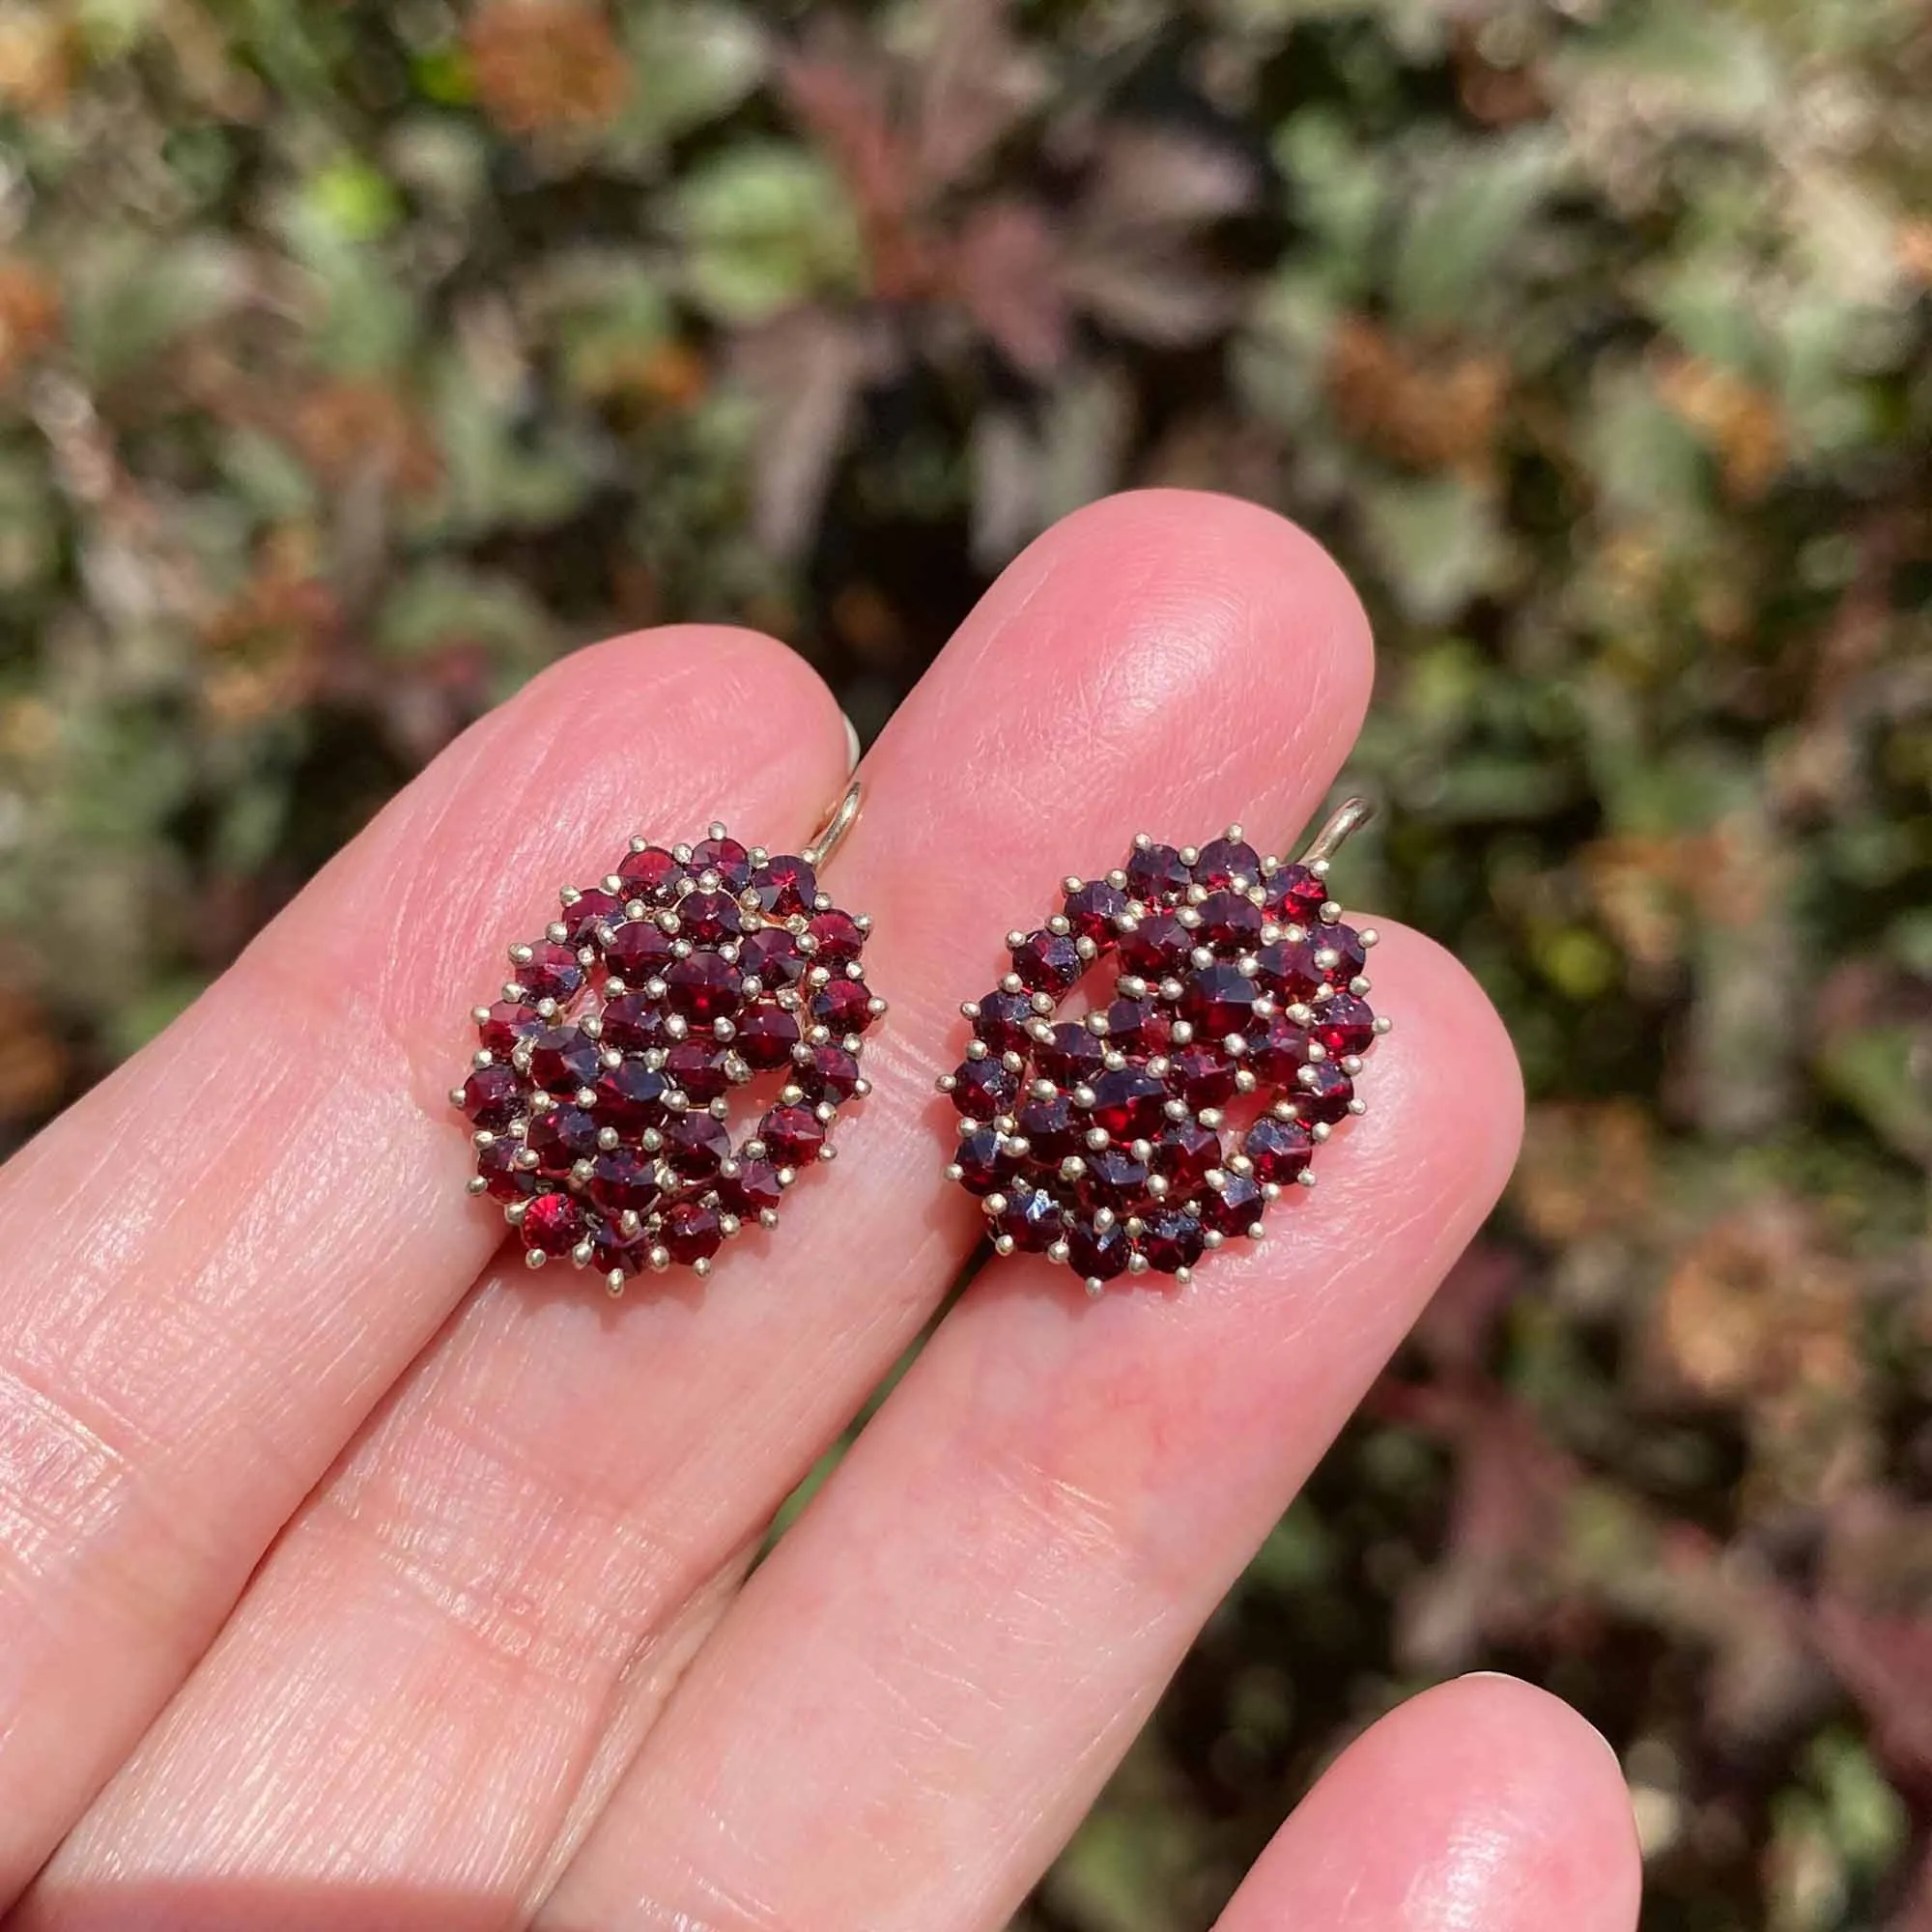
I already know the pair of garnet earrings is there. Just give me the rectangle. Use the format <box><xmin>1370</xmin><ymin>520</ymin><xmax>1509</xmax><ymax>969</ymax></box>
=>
<box><xmin>451</xmin><ymin>784</ymin><xmax>1387</xmax><ymax>1296</ymax></box>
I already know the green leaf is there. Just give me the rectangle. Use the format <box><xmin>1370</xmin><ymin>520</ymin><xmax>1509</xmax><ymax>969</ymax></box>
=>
<box><xmin>672</xmin><ymin>140</ymin><xmax>863</xmax><ymax>325</ymax></box>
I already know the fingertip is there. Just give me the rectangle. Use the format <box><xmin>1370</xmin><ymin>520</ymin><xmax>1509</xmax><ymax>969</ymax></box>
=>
<box><xmin>1219</xmin><ymin>1675</ymin><xmax>1640</xmax><ymax>1932</ymax></box>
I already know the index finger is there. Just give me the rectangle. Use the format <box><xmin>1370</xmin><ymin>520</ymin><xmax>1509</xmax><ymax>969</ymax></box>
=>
<box><xmin>0</xmin><ymin>624</ymin><xmax>849</xmax><ymax>1899</ymax></box>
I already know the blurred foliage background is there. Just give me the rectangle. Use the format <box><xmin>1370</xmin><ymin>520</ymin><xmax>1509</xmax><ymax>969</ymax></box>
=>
<box><xmin>0</xmin><ymin>0</ymin><xmax>1928</xmax><ymax>1923</ymax></box>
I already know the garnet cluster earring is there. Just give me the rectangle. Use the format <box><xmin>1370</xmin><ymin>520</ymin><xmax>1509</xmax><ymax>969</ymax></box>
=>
<box><xmin>937</xmin><ymin>797</ymin><xmax>1388</xmax><ymax>1293</ymax></box>
<box><xmin>450</xmin><ymin>780</ymin><xmax>880</xmax><ymax>1291</ymax></box>
<box><xmin>452</xmin><ymin>780</ymin><xmax>1389</xmax><ymax>1299</ymax></box>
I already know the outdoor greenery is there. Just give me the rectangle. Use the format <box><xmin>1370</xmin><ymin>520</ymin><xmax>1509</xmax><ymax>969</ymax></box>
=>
<box><xmin>1</xmin><ymin>0</ymin><xmax>1928</xmax><ymax>1924</ymax></box>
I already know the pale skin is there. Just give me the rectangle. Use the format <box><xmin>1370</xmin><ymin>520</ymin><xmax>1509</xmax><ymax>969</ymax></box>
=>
<box><xmin>0</xmin><ymin>493</ymin><xmax>1640</xmax><ymax>1930</ymax></box>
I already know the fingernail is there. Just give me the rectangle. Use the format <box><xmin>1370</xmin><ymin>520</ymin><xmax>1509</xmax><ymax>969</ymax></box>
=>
<box><xmin>842</xmin><ymin>711</ymin><xmax>862</xmax><ymax>773</ymax></box>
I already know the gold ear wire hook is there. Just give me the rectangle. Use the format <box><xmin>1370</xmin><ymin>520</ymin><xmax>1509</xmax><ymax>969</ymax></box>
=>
<box><xmin>803</xmin><ymin>777</ymin><xmax>864</xmax><ymax>869</ymax></box>
<box><xmin>1297</xmin><ymin>796</ymin><xmax>1375</xmax><ymax>869</ymax></box>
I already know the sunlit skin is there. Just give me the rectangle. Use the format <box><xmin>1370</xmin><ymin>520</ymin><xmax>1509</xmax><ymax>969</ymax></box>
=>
<box><xmin>0</xmin><ymin>494</ymin><xmax>1639</xmax><ymax>1930</ymax></box>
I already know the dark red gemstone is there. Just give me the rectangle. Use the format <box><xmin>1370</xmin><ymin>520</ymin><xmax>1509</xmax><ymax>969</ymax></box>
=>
<box><xmin>795</xmin><ymin>1043</ymin><xmax>862</xmax><ymax>1103</ymax></box>
<box><xmin>1249</xmin><ymin>1014</ymin><xmax>1312</xmax><ymax>1086</ymax></box>
<box><xmin>1245</xmin><ymin>1116</ymin><xmax>1313</xmax><ymax>1185</ymax></box>
<box><xmin>997</xmin><ymin>1188</ymin><xmax>1065</xmax><ymax>1253</ymax></box>
<box><xmin>1312</xmin><ymin>993</ymin><xmax>1377</xmax><ymax>1058</ymax></box>
<box><xmin>812</xmin><ymin>977</ymin><xmax>875</xmax><ymax>1035</ymax></box>
<box><xmin>1119</xmin><ymin>911</ymin><xmax>1191</xmax><ymax>978</ymax></box>
<box><xmin>1195</xmin><ymin>890</ymin><xmax>1263</xmax><ymax>951</ymax></box>
<box><xmin>459</xmin><ymin>1064</ymin><xmax>526</xmax><ymax>1129</ymax></box>
<box><xmin>1194</xmin><ymin>837</ymin><xmax>1261</xmax><ymax>891</ymax></box>
<box><xmin>739</xmin><ymin>925</ymin><xmax>804</xmax><ymax>987</ymax></box>
<box><xmin>604</xmin><ymin>920</ymin><xmax>673</xmax><ymax>984</ymax></box>
<box><xmin>664</xmin><ymin>1110</ymin><xmax>730</xmax><ymax>1178</ymax></box>
<box><xmin>676</xmin><ymin>890</ymin><xmax>743</xmax><ymax>944</ymax></box>
<box><xmin>1264</xmin><ymin>862</ymin><xmax>1327</xmax><ymax>923</ymax></box>
<box><xmin>1035</xmin><ymin>1021</ymin><xmax>1104</xmax><ymax>1086</ymax></box>
<box><xmin>1125</xmin><ymin>841</ymin><xmax>1190</xmax><ymax>903</ymax></box>
<box><xmin>1015</xmin><ymin>1094</ymin><xmax>1079</xmax><ymax>1158</ymax></box>
<box><xmin>589</xmin><ymin>1216</ymin><xmax>649</xmax><ymax>1277</ymax></box>
<box><xmin>1297</xmin><ymin>1061</ymin><xmax>1356</xmax><ymax>1123</ymax></box>
<box><xmin>1200</xmin><ymin>1170</ymin><xmax>1264</xmax><ymax>1237</ymax></box>
<box><xmin>664</xmin><ymin>952</ymin><xmax>742</xmax><ymax>1023</ymax></box>
<box><xmin>1152</xmin><ymin>1119</ymin><xmax>1219</xmax><ymax>1195</ymax></box>
<box><xmin>520</xmin><ymin>1190</ymin><xmax>585</xmax><ymax>1259</ymax></box>
<box><xmin>1180</xmin><ymin>964</ymin><xmax>1260</xmax><ymax>1039</ymax></box>
<box><xmin>478</xmin><ymin>999</ymin><xmax>541</xmax><ymax>1058</ymax></box>
<box><xmin>474</xmin><ymin>1137</ymin><xmax>533</xmax><ymax>1201</ymax></box>
<box><xmin>665</xmin><ymin>1040</ymin><xmax>730</xmax><ymax>1101</ymax></box>
<box><xmin>1169</xmin><ymin>1045</ymin><xmax>1238</xmax><ymax>1107</ymax></box>
<box><xmin>595</xmin><ymin>1058</ymin><xmax>671</xmax><ymax>1126</ymax></box>
<box><xmin>690</xmin><ymin>835</ymin><xmax>752</xmax><ymax>889</ymax></box>
<box><xmin>1081</xmin><ymin>1147</ymin><xmax>1151</xmax><ymax>1210</ymax></box>
<box><xmin>586</xmin><ymin>1148</ymin><xmax>663</xmax><ymax>1218</ymax></box>
<box><xmin>1253</xmin><ymin>938</ymin><xmax>1314</xmax><ymax>1001</ymax></box>
<box><xmin>527</xmin><ymin>1104</ymin><xmax>599</xmax><ymax>1177</ymax></box>
<box><xmin>1303</xmin><ymin>923</ymin><xmax>1367</xmax><ymax>986</ymax></box>
<box><xmin>561</xmin><ymin>887</ymin><xmax>623</xmax><ymax>947</ymax></box>
<box><xmin>760</xmin><ymin>1103</ymin><xmax>825</xmax><ymax>1167</ymax></box>
<box><xmin>1139</xmin><ymin>1208</ymin><xmax>1206</xmax><ymax>1273</ymax></box>
<box><xmin>735</xmin><ymin>1005</ymin><xmax>801</xmax><ymax>1070</ymax></box>
<box><xmin>808</xmin><ymin>909</ymin><xmax>865</xmax><ymax>964</ymax></box>
<box><xmin>617</xmin><ymin>845</ymin><xmax>686</xmax><ymax>901</ymax></box>
<box><xmin>1099</xmin><ymin>998</ymin><xmax>1171</xmax><ymax>1058</ymax></box>
<box><xmin>752</xmin><ymin>854</ymin><xmax>816</xmax><ymax>916</ymax></box>
<box><xmin>599</xmin><ymin>991</ymin><xmax>665</xmax><ymax>1050</ymax></box>
<box><xmin>661</xmin><ymin>1199</ymin><xmax>724</xmax><ymax>1265</ymax></box>
<box><xmin>722</xmin><ymin>1157</ymin><xmax>785</xmax><ymax>1219</ymax></box>
<box><xmin>972</xmin><ymin>989</ymin><xmax>1036</xmax><ymax>1054</ymax></box>
<box><xmin>518</xmin><ymin>942</ymin><xmax>583</xmax><ymax>1004</ymax></box>
<box><xmin>950</xmin><ymin>1057</ymin><xmax>1019</xmax><ymax>1121</ymax></box>
<box><xmin>526</xmin><ymin>1024</ymin><xmax>601</xmax><ymax>1095</ymax></box>
<box><xmin>1066</xmin><ymin>1214</ymin><xmax>1130</xmax><ymax>1282</ymax></box>
<box><xmin>1064</xmin><ymin>880</ymin><xmax>1129</xmax><ymax>945</ymax></box>
<box><xmin>1085</xmin><ymin>1066</ymin><xmax>1170</xmax><ymax>1140</ymax></box>
<box><xmin>952</xmin><ymin>1127</ymin><xmax>1014</xmax><ymax>1197</ymax></box>
<box><xmin>1010</xmin><ymin>929</ymin><xmax>1081</xmax><ymax>993</ymax></box>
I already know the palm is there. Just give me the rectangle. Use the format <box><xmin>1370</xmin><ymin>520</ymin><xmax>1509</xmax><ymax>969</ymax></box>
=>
<box><xmin>0</xmin><ymin>493</ymin><xmax>1636</xmax><ymax>1931</ymax></box>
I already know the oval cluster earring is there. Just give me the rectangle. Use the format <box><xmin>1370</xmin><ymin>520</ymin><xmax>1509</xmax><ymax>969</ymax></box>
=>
<box><xmin>938</xmin><ymin>797</ymin><xmax>1387</xmax><ymax>1294</ymax></box>
<box><xmin>451</xmin><ymin>780</ymin><xmax>880</xmax><ymax>1291</ymax></box>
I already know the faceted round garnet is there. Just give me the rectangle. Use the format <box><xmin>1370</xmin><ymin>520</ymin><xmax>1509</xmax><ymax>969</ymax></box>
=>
<box><xmin>1010</xmin><ymin>929</ymin><xmax>1081</xmax><ymax>992</ymax></box>
<box><xmin>560</xmin><ymin>887</ymin><xmax>623</xmax><ymax>947</ymax></box>
<box><xmin>461</xmin><ymin>1065</ymin><xmax>526</xmax><ymax>1130</ymax></box>
<box><xmin>1065</xmin><ymin>880</ymin><xmax>1128</xmax><ymax>944</ymax></box>
<box><xmin>518</xmin><ymin>942</ymin><xmax>584</xmax><ymax>1005</ymax></box>
<box><xmin>479</xmin><ymin>1001</ymin><xmax>541</xmax><ymax>1058</ymax></box>
<box><xmin>690</xmin><ymin>834</ymin><xmax>752</xmax><ymax>889</ymax></box>
<box><xmin>760</xmin><ymin>1104</ymin><xmax>825</xmax><ymax>1168</ymax></box>
<box><xmin>722</xmin><ymin>1158</ymin><xmax>784</xmax><ymax>1219</ymax></box>
<box><xmin>949</xmin><ymin>1058</ymin><xmax>1019</xmax><ymax>1122</ymax></box>
<box><xmin>797</xmin><ymin>1044</ymin><xmax>862</xmax><ymax>1102</ymax></box>
<box><xmin>940</xmin><ymin>823</ymin><xmax>1384</xmax><ymax>1291</ymax></box>
<box><xmin>618</xmin><ymin>845</ymin><xmax>685</xmax><ymax>900</ymax></box>
<box><xmin>458</xmin><ymin>820</ymin><xmax>878</xmax><ymax>1286</ymax></box>
<box><xmin>753</xmin><ymin>854</ymin><xmax>816</xmax><ymax>916</ymax></box>
<box><xmin>812</xmin><ymin>977</ymin><xmax>875</xmax><ymax>1036</ymax></box>
<box><xmin>521</xmin><ymin>1191</ymin><xmax>585</xmax><ymax>1260</ymax></box>
<box><xmin>604</xmin><ymin>920</ymin><xmax>673</xmax><ymax>984</ymax></box>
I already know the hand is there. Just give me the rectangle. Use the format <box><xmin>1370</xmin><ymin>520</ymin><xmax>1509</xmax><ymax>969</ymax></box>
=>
<box><xmin>0</xmin><ymin>493</ymin><xmax>1637</xmax><ymax>1931</ymax></box>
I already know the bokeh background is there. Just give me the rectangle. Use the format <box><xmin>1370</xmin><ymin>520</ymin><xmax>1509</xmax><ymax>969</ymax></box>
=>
<box><xmin>1</xmin><ymin>0</ymin><xmax>1928</xmax><ymax>1924</ymax></box>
